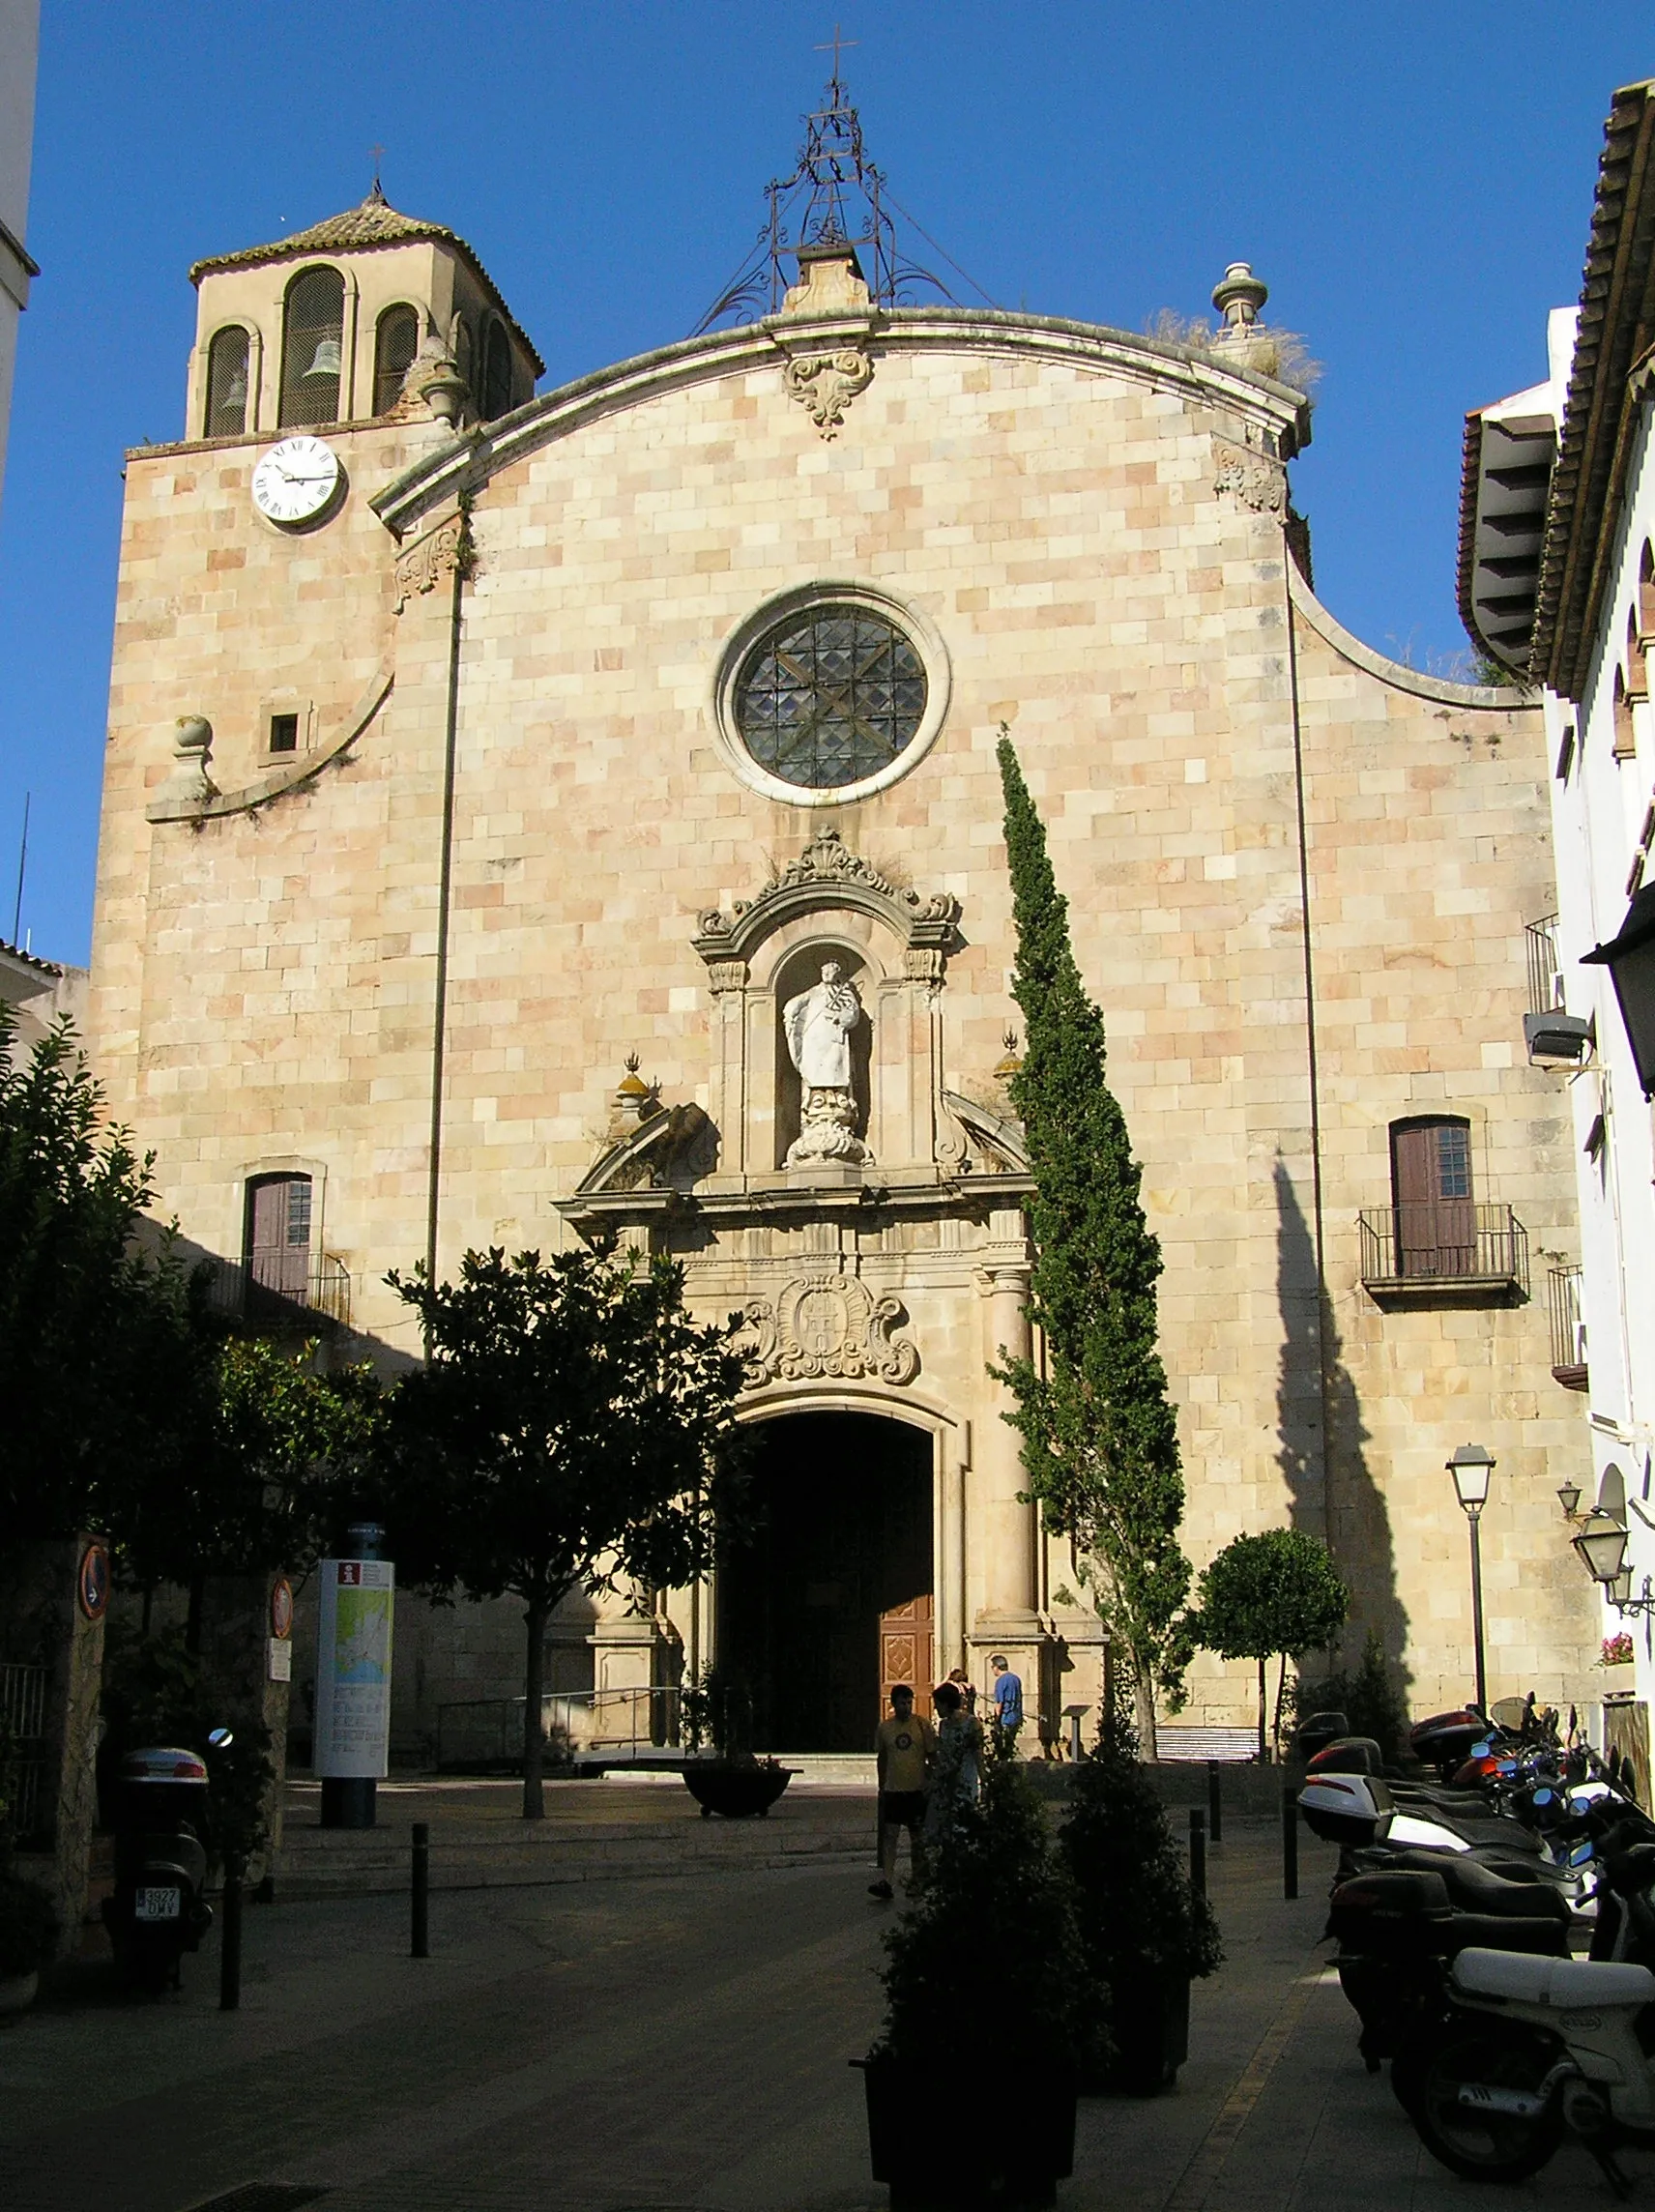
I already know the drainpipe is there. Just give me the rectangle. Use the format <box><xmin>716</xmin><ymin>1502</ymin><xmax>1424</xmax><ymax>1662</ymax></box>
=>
<box><xmin>424</xmin><ymin>500</ymin><xmax>472</xmax><ymax>1310</ymax></box>
<box><xmin>1284</xmin><ymin>541</ymin><xmax>1335</xmax><ymax>1551</ymax></box>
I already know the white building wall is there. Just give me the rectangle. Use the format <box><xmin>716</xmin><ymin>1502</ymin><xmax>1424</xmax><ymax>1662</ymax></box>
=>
<box><xmin>0</xmin><ymin>0</ymin><xmax>39</xmax><ymax>519</ymax></box>
<box><xmin>1544</xmin><ymin>357</ymin><xmax>1655</xmax><ymax>1702</ymax></box>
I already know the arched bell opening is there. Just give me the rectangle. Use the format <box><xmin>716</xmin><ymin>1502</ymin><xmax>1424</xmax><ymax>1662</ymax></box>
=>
<box><xmin>714</xmin><ymin>1411</ymin><xmax>935</xmax><ymax>1753</ymax></box>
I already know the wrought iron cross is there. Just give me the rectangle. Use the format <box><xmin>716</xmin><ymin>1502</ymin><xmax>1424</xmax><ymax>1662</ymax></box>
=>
<box><xmin>815</xmin><ymin>25</ymin><xmax>857</xmax><ymax>80</ymax></box>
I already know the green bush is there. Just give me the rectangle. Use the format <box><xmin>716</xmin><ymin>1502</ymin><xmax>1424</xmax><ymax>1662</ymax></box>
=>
<box><xmin>1060</xmin><ymin>1710</ymin><xmax>1221</xmax><ymax>2080</ymax></box>
<box><xmin>874</xmin><ymin>1732</ymin><xmax>1095</xmax><ymax>2075</ymax></box>
<box><xmin>0</xmin><ymin>1871</ymin><xmax>58</xmax><ymax>1977</ymax></box>
<box><xmin>1291</xmin><ymin>1631</ymin><xmax>1409</xmax><ymax>1761</ymax></box>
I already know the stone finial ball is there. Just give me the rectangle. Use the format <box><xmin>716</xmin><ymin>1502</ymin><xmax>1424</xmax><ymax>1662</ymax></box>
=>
<box><xmin>173</xmin><ymin>713</ymin><xmax>213</xmax><ymax>755</ymax></box>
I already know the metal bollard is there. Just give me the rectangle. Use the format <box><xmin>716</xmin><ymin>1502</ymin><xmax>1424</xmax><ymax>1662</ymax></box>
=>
<box><xmin>218</xmin><ymin>1867</ymin><xmax>243</xmax><ymax>2011</ymax></box>
<box><xmin>411</xmin><ymin>1821</ymin><xmax>430</xmax><ymax>1958</ymax></box>
<box><xmin>1207</xmin><ymin>1758</ymin><xmax>1222</xmax><ymax>1845</ymax></box>
<box><xmin>1282</xmin><ymin>1785</ymin><xmax>1298</xmax><ymax>1901</ymax></box>
<box><xmin>1188</xmin><ymin>1805</ymin><xmax>1206</xmax><ymax>1899</ymax></box>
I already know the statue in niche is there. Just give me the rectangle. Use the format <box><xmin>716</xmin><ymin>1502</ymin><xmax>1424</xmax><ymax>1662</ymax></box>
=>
<box><xmin>782</xmin><ymin>960</ymin><xmax>871</xmax><ymax>1167</ymax></box>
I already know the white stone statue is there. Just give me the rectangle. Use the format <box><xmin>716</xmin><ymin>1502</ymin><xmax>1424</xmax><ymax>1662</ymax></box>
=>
<box><xmin>782</xmin><ymin>960</ymin><xmax>870</xmax><ymax>1167</ymax></box>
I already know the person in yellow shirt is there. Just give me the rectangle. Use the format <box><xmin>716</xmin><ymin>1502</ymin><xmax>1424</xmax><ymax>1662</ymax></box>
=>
<box><xmin>869</xmin><ymin>1683</ymin><xmax>936</xmax><ymax>1900</ymax></box>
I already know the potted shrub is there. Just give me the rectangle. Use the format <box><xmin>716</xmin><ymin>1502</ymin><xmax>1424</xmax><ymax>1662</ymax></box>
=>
<box><xmin>679</xmin><ymin>1667</ymin><xmax>794</xmax><ymax>1819</ymax></box>
<box><xmin>1060</xmin><ymin>1710</ymin><xmax>1222</xmax><ymax>2095</ymax></box>
<box><xmin>857</xmin><ymin>1736</ymin><xmax>1095</xmax><ymax>2207</ymax></box>
<box><xmin>0</xmin><ymin>1871</ymin><xmax>58</xmax><ymax>2016</ymax></box>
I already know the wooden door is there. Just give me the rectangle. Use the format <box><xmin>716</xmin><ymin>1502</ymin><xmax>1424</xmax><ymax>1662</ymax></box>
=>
<box><xmin>880</xmin><ymin>1592</ymin><xmax>934</xmax><ymax>1724</ymax></box>
<box><xmin>247</xmin><ymin>1174</ymin><xmax>312</xmax><ymax>1299</ymax></box>
<box><xmin>1392</xmin><ymin>1121</ymin><xmax>1475</xmax><ymax>1278</ymax></box>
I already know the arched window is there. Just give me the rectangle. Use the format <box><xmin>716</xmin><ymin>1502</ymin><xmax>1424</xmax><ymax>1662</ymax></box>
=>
<box><xmin>244</xmin><ymin>1172</ymin><xmax>312</xmax><ymax>1304</ymax></box>
<box><xmin>1640</xmin><ymin>542</ymin><xmax>1655</xmax><ymax>642</ymax></box>
<box><xmin>204</xmin><ymin>325</ymin><xmax>250</xmax><ymax>438</ymax></box>
<box><xmin>278</xmin><ymin>266</ymin><xmax>345</xmax><ymax>429</ymax></box>
<box><xmin>1390</xmin><ymin>1117</ymin><xmax>1474</xmax><ymax>1278</ymax></box>
<box><xmin>1613</xmin><ymin>666</ymin><xmax>1638</xmax><ymax>761</ymax></box>
<box><xmin>481</xmin><ymin>317</ymin><xmax>513</xmax><ymax>420</ymax></box>
<box><xmin>373</xmin><ymin>304</ymin><xmax>420</xmax><ymax>415</ymax></box>
<box><xmin>1629</xmin><ymin>604</ymin><xmax>1649</xmax><ymax>703</ymax></box>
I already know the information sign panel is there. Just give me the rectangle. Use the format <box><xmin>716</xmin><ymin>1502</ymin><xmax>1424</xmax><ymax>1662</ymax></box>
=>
<box><xmin>312</xmin><ymin>1556</ymin><xmax>394</xmax><ymax>1779</ymax></box>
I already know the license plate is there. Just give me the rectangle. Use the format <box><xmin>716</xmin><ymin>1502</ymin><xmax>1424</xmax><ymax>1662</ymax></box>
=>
<box><xmin>134</xmin><ymin>1885</ymin><xmax>181</xmax><ymax>1921</ymax></box>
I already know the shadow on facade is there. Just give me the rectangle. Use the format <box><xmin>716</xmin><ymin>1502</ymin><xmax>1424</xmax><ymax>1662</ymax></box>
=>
<box><xmin>1274</xmin><ymin>1156</ymin><xmax>1411</xmax><ymax>1702</ymax></box>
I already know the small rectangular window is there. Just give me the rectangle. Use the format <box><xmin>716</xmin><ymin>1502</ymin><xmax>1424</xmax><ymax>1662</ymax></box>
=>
<box><xmin>1436</xmin><ymin>1123</ymin><xmax>1471</xmax><ymax>1200</ymax></box>
<box><xmin>269</xmin><ymin>713</ymin><xmax>300</xmax><ymax>754</ymax></box>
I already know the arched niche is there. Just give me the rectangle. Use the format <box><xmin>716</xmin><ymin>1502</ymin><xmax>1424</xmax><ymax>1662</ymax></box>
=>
<box><xmin>693</xmin><ymin>829</ymin><xmax>960</xmax><ymax>1179</ymax></box>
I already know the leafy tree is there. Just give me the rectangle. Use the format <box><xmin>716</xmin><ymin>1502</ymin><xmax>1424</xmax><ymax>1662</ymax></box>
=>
<box><xmin>994</xmin><ymin>735</ymin><xmax>1192</xmax><ymax>1750</ymax></box>
<box><xmin>1192</xmin><ymin>1528</ymin><xmax>1350</xmax><ymax>1760</ymax></box>
<box><xmin>0</xmin><ymin>1008</ymin><xmax>214</xmax><ymax>1545</ymax></box>
<box><xmin>378</xmin><ymin>1246</ymin><xmax>748</xmax><ymax>1818</ymax></box>
<box><xmin>124</xmin><ymin>1337</ymin><xmax>384</xmax><ymax>1596</ymax></box>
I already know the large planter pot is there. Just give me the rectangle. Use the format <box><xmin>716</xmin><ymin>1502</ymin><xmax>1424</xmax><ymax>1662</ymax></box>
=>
<box><xmin>1091</xmin><ymin>1971</ymin><xmax>1190</xmax><ymax>2096</ymax></box>
<box><xmin>856</xmin><ymin>2050</ymin><xmax>1076</xmax><ymax>2209</ymax></box>
<box><xmin>0</xmin><ymin>1970</ymin><xmax>40</xmax><ymax>2020</ymax></box>
<box><xmin>682</xmin><ymin>1762</ymin><xmax>795</xmax><ymax>1819</ymax></box>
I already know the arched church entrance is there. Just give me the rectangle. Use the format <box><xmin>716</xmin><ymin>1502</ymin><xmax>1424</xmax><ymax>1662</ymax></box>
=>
<box><xmin>717</xmin><ymin>1412</ymin><xmax>933</xmax><ymax>1753</ymax></box>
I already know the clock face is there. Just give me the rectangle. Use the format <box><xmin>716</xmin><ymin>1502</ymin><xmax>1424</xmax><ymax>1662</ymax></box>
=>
<box><xmin>251</xmin><ymin>436</ymin><xmax>341</xmax><ymax>526</ymax></box>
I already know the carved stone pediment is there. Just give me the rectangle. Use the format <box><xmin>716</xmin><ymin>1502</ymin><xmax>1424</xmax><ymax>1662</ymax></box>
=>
<box><xmin>934</xmin><ymin>1090</ymin><xmax>1031</xmax><ymax>1177</ymax></box>
<box><xmin>735</xmin><ymin>1270</ymin><xmax>919</xmax><ymax>1388</ymax></box>
<box><xmin>575</xmin><ymin>1101</ymin><xmax>717</xmax><ymax>1196</ymax></box>
<box><xmin>694</xmin><ymin>828</ymin><xmax>959</xmax><ymax>974</ymax></box>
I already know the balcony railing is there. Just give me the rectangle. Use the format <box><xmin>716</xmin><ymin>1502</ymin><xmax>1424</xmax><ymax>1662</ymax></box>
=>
<box><xmin>1358</xmin><ymin>1204</ymin><xmax>1529</xmax><ymax>1299</ymax></box>
<box><xmin>205</xmin><ymin>1250</ymin><xmax>352</xmax><ymax>1330</ymax></box>
<box><xmin>1548</xmin><ymin>1263</ymin><xmax>1588</xmax><ymax>1389</ymax></box>
<box><xmin>0</xmin><ymin>1662</ymin><xmax>49</xmax><ymax>1841</ymax></box>
<box><xmin>1525</xmin><ymin>913</ymin><xmax>1562</xmax><ymax>1017</ymax></box>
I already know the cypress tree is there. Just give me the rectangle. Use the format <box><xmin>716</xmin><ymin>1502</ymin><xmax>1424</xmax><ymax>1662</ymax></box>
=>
<box><xmin>995</xmin><ymin>733</ymin><xmax>1192</xmax><ymax>1750</ymax></box>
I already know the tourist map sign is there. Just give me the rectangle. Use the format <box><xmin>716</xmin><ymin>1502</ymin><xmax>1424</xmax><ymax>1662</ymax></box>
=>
<box><xmin>313</xmin><ymin>1556</ymin><xmax>395</xmax><ymax>1779</ymax></box>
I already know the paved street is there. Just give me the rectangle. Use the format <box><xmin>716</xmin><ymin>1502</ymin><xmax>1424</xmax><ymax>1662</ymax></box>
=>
<box><xmin>0</xmin><ymin>1798</ymin><xmax>1643</xmax><ymax>2212</ymax></box>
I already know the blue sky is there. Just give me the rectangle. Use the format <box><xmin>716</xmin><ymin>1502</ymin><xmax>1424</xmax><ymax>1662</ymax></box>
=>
<box><xmin>1</xmin><ymin>2</ymin><xmax>1651</xmax><ymax>965</ymax></box>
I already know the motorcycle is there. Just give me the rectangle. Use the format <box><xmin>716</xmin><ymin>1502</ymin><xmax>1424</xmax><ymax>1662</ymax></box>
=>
<box><xmin>1406</xmin><ymin>1832</ymin><xmax>1655</xmax><ymax>2193</ymax></box>
<box><xmin>101</xmin><ymin>1730</ymin><xmax>233</xmax><ymax>1994</ymax></box>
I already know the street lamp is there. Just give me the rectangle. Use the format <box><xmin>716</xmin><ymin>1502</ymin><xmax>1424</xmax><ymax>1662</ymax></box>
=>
<box><xmin>1582</xmin><ymin>883</ymin><xmax>1655</xmax><ymax>1097</ymax></box>
<box><xmin>1557</xmin><ymin>1480</ymin><xmax>1583</xmax><ymax>1520</ymax></box>
<box><xmin>1572</xmin><ymin>1510</ymin><xmax>1655</xmax><ymax>1615</ymax></box>
<box><xmin>1447</xmin><ymin>1444</ymin><xmax>1495</xmax><ymax>1710</ymax></box>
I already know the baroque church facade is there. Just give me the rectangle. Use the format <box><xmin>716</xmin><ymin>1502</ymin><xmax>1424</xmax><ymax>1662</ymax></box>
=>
<box><xmin>87</xmin><ymin>90</ymin><xmax>1598</xmax><ymax>1754</ymax></box>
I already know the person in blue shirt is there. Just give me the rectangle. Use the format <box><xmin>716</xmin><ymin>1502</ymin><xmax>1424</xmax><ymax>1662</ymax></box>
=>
<box><xmin>990</xmin><ymin>1652</ymin><xmax>1023</xmax><ymax>1744</ymax></box>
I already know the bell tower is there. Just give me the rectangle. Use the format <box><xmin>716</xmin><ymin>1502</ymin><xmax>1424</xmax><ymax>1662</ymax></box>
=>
<box><xmin>183</xmin><ymin>184</ymin><xmax>543</xmax><ymax>443</ymax></box>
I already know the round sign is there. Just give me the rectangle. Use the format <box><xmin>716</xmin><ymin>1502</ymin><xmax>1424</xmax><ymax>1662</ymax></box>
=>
<box><xmin>77</xmin><ymin>1540</ymin><xmax>110</xmax><ymax>1621</ymax></box>
<box><xmin>270</xmin><ymin>1575</ymin><xmax>294</xmax><ymax>1641</ymax></box>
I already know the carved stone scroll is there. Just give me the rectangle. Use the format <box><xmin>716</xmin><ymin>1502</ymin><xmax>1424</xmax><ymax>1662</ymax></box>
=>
<box><xmin>1212</xmin><ymin>437</ymin><xmax>1287</xmax><ymax>515</ymax></box>
<box><xmin>783</xmin><ymin>346</ymin><xmax>873</xmax><ymax>438</ymax></box>
<box><xmin>393</xmin><ymin>511</ymin><xmax>470</xmax><ymax>612</ymax></box>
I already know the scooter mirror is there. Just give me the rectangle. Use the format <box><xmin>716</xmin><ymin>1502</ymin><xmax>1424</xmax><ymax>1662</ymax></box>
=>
<box><xmin>207</xmin><ymin>1728</ymin><xmax>235</xmax><ymax>1749</ymax></box>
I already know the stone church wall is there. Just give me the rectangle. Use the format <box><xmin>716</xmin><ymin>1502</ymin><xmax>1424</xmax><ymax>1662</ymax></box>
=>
<box><xmin>87</xmin><ymin>311</ymin><xmax>1597</xmax><ymax>1741</ymax></box>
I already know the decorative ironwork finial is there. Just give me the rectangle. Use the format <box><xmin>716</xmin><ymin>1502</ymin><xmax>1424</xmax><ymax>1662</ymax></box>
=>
<box><xmin>693</xmin><ymin>51</ymin><xmax>995</xmax><ymax>334</ymax></box>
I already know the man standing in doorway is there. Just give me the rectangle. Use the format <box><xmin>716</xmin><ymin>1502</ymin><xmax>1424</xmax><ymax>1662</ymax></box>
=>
<box><xmin>990</xmin><ymin>1652</ymin><xmax>1023</xmax><ymax>1748</ymax></box>
<box><xmin>869</xmin><ymin>1683</ymin><xmax>934</xmax><ymax>1901</ymax></box>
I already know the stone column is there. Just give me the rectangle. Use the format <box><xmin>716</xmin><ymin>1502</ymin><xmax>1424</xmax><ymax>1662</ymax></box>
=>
<box><xmin>970</xmin><ymin>1266</ymin><xmax>1046</xmax><ymax>1743</ymax></box>
<box><xmin>976</xmin><ymin>1266</ymin><xmax>1038</xmax><ymax>1618</ymax></box>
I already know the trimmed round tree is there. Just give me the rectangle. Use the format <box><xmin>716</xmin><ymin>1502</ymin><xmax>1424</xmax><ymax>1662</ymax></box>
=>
<box><xmin>1192</xmin><ymin>1528</ymin><xmax>1350</xmax><ymax>1761</ymax></box>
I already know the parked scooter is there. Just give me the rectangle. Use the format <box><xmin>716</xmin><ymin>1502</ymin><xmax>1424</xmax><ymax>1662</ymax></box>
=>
<box><xmin>1406</xmin><ymin>1833</ymin><xmax>1655</xmax><ymax>2191</ymax></box>
<box><xmin>101</xmin><ymin>1732</ymin><xmax>231</xmax><ymax>1994</ymax></box>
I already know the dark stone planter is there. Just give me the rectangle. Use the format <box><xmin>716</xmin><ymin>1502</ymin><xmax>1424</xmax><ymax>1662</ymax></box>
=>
<box><xmin>1088</xmin><ymin>1972</ymin><xmax>1190</xmax><ymax>2096</ymax></box>
<box><xmin>682</xmin><ymin>1762</ymin><xmax>795</xmax><ymax>1819</ymax></box>
<box><xmin>856</xmin><ymin>2050</ymin><xmax>1076</xmax><ymax>2208</ymax></box>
